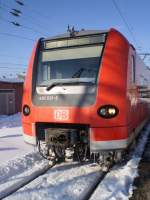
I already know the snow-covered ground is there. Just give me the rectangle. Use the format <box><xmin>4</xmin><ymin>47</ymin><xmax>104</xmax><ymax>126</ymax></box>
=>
<box><xmin>4</xmin><ymin>162</ymin><xmax>102</xmax><ymax>200</ymax></box>
<box><xmin>0</xmin><ymin>113</ymin><xmax>103</xmax><ymax>200</ymax></box>
<box><xmin>0</xmin><ymin>113</ymin><xmax>150</xmax><ymax>200</ymax></box>
<box><xmin>0</xmin><ymin>152</ymin><xmax>50</xmax><ymax>199</ymax></box>
<box><xmin>90</xmin><ymin>124</ymin><xmax>150</xmax><ymax>200</ymax></box>
<box><xmin>0</xmin><ymin>113</ymin><xmax>34</xmax><ymax>165</ymax></box>
<box><xmin>3</xmin><ymin>124</ymin><xmax>150</xmax><ymax>200</ymax></box>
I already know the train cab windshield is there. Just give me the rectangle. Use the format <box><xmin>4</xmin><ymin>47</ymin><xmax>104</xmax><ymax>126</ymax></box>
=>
<box><xmin>36</xmin><ymin>34</ymin><xmax>106</xmax><ymax>87</ymax></box>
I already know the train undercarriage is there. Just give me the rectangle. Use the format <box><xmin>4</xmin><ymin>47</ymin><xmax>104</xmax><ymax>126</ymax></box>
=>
<box><xmin>37</xmin><ymin>124</ymin><xmax>124</xmax><ymax>170</ymax></box>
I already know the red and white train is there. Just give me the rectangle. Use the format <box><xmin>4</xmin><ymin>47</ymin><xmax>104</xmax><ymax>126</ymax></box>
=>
<box><xmin>22</xmin><ymin>28</ymin><xmax>150</xmax><ymax>164</ymax></box>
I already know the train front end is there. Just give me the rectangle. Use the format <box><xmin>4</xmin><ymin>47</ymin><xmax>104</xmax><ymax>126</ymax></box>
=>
<box><xmin>22</xmin><ymin>29</ymin><xmax>129</xmax><ymax>164</ymax></box>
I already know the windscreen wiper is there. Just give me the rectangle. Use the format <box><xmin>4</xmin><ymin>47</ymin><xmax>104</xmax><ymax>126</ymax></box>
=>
<box><xmin>46</xmin><ymin>82</ymin><xmax>68</xmax><ymax>91</ymax></box>
<box><xmin>46</xmin><ymin>81</ymin><xmax>94</xmax><ymax>91</ymax></box>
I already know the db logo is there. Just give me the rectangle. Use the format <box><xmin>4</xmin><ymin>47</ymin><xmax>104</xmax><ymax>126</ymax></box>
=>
<box><xmin>54</xmin><ymin>109</ymin><xmax>69</xmax><ymax>120</ymax></box>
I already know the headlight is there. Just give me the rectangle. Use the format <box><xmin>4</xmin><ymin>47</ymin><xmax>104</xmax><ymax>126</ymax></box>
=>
<box><xmin>23</xmin><ymin>105</ymin><xmax>30</xmax><ymax>116</ymax></box>
<box><xmin>97</xmin><ymin>105</ymin><xmax>119</xmax><ymax>118</ymax></box>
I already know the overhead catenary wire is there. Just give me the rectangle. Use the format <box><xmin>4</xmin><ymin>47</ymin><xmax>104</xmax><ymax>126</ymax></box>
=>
<box><xmin>0</xmin><ymin>54</ymin><xmax>28</xmax><ymax>59</ymax></box>
<box><xmin>20</xmin><ymin>23</ymin><xmax>47</xmax><ymax>36</ymax></box>
<box><xmin>0</xmin><ymin>69</ymin><xmax>26</xmax><ymax>71</ymax></box>
<box><xmin>2</xmin><ymin>1</ymin><xmax>51</xmax><ymax>33</ymax></box>
<box><xmin>16</xmin><ymin>13</ymin><xmax>49</xmax><ymax>34</ymax></box>
<box><xmin>14</xmin><ymin>0</ymin><xmax>52</xmax><ymax>25</ymax></box>
<box><xmin>0</xmin><ymin>62</ymin><xmax>27</xmax><ymax>67</ymax></box>
<box><xmin>0</xmin><ymin>69</ymin><xmax>26</xmax><ymax>73</ymax></box>
<box><xmin>0</xmin><ymin>16</ymin><xmax>47</xmax><ymax>36</ymax></box>
<box><xmin>0</xmin><ymin>4</ymin><xmax>47</xmax><ymax>36</ymax></box>
<box><xmin>112</xmin><ymin>0</ymin><xmax>150</xmax><ymax>64</ymax></box>
<box><xmin>0</xmin><ymin>66</ymin><xmax>26</xmax><ymax>72</ymax></box>
<box><xmin>1</xmin><ymin>3</ymin><xmax>49</xmax><ymax>34</ymax></box>
<box><xmin>0</xmin><ymin>68</ymin><xmax>26</xmax><ymax>71</ymax></box>
<box><xmin>0</xmin><ymin>32</ymin><xmax>35</xmax><ymax>41</ymax></box>
<box><xmin>138</xmin><ymin>53</ymin><xmax>150</xmax><ymax>61</ymax></box>
<box><xmin>111</xmin><ymin>0</ymin><xmax>140</xmax><ymax>48</ymax></box>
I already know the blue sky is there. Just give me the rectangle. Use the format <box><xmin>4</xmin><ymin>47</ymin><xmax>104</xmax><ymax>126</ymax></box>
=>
<box><xmin>0</xmin><ymin>0</ymin><xmax>150</xmax><ymax>77</ymax></box>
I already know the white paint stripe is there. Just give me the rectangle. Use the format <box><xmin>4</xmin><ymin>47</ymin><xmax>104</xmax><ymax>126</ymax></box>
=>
<box><xmin>90</xmin><ymin>139</ymin><xmax>129</xmax><ymax>151</ymax></box>
<box><xmin>23</xmin><ymin>133</ymin><xmax>36</xmax><ymax>145</ymax></box>
<box><xmin>36</xmin><ymin>85</ymin><xmax>95</xmax><ymax>95</ymax></box>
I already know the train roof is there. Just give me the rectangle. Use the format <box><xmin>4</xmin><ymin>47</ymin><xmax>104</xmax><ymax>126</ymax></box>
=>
<box><xmin>43</xmin><ymin>28</ymin><xmax>136</xmax><ymax>52</ymax></box>
<box><xmin>44</xmin><ymin>29</ymin><xmax>108</xmax><ymax>41</ymax></box>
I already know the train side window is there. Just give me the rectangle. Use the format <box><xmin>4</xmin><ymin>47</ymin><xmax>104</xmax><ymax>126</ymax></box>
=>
<box><xmin>131</xmin><ymin>55</ymin><xmax>136</xmax><ymax>83</ymax></box>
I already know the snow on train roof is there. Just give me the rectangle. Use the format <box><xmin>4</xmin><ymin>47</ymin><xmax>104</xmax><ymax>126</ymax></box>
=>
<box><xmin>44</xmin><ymin>29</ymin><xmax>108</xmax><ymax>41</ymax></box>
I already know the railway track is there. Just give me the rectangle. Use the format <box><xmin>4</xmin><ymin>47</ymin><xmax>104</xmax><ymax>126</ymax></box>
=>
<box><xmin>2</xmin><ymin>160</ymin><xmax>104</xmax><ymax>200</ymax></box>
<box><xmin>1</xmin><ymin>123</ymin><xmax>150</xmax><ymax>200</ymax></box>
<box><xmin>89</xmin><ymin>123</ymin><xmax>150</xmax><ymax>200</ymax></box>
<box><xmin>0</xmin><ymin>152</ymin><xmax>51</xmax><ymax>199</ymax></box>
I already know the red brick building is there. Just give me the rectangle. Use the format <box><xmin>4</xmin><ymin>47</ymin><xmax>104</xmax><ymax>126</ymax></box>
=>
<box><xmin>0</xmin><ymin>79</ymin><xmax>23</xmax><ymax>115</ymax></box>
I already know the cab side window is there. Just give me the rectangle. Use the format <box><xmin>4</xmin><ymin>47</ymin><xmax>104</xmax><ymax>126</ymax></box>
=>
<box><xmin>131</xmin><ymin>55</ymin><xmax>136</xmax><ymax>83</ymax></box>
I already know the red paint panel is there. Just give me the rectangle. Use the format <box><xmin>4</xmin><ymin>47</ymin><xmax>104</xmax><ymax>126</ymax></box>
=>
<box><xmin>22</xmin><ymin>122</ymin><xmax>32</xmax><ymax>136</ymax></box>
<box><xmin>90</xmin><ymin>126</ymin><xmax>128</xmax><ymax>141</ymax></box>
<box><xmin>93</xmin><ymin>28</ymin><xmax>129</xmax><ymax>127</ymax></box>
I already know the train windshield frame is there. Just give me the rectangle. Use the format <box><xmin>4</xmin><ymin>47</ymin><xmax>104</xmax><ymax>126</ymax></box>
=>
<box><xmin>36</xmin><ymin>39</ymin><xmax>105</xmax><ymax>86</ymax></box>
